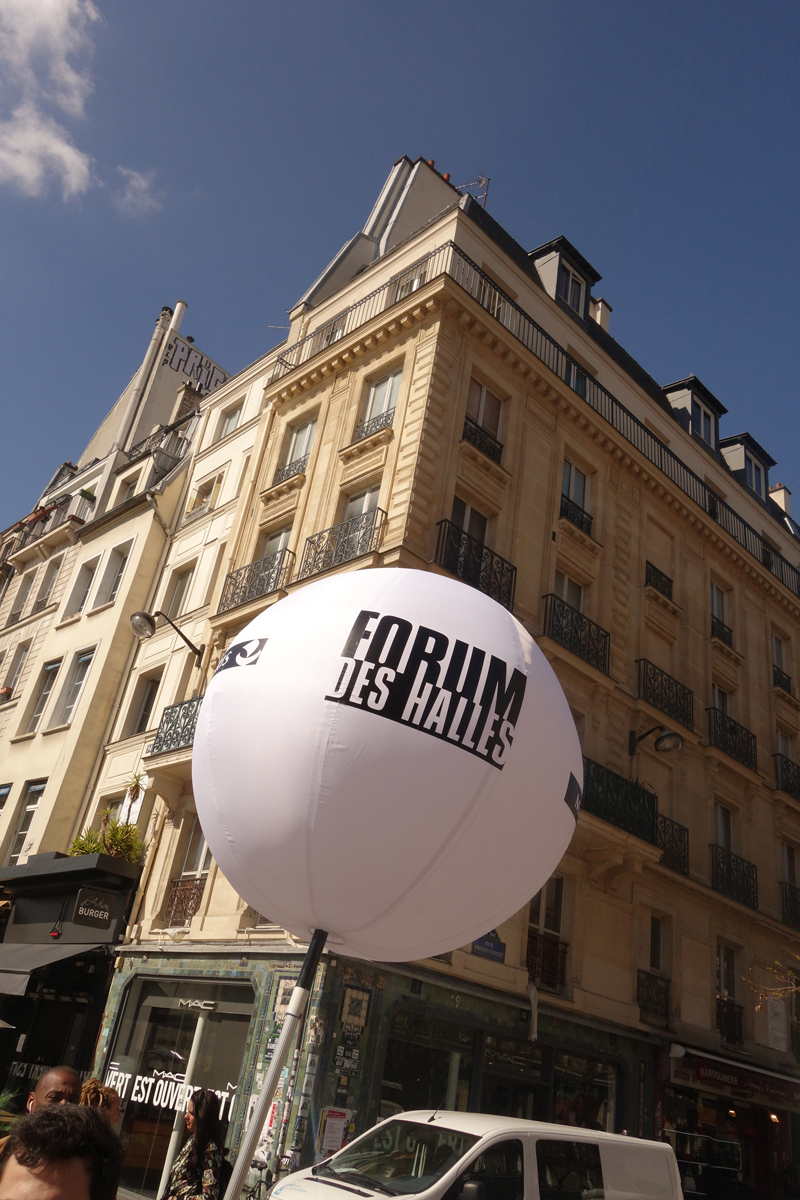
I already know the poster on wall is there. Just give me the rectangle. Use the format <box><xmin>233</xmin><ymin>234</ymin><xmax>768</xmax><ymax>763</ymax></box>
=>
<box><xmin>317</xmin><ymin>1107</ymin><xmax>351</xmax><ymax>1155</ymax></box>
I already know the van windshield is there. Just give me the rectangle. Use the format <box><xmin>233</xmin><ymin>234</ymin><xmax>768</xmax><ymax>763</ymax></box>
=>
<box><xmin>314</xmin><ymin>1119</ymin><xmax>480</xmax><ymax>1195</ymax></box>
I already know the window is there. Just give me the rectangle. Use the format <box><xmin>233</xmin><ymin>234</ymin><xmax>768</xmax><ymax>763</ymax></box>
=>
<box><xmin>0</xmin><ymin>786</ymin><xmax>9</xmax><ymax>816</ymax></box>
<box><xmin>180</xmin><ymin>815</ymin><xmax>212</xmax><ymax>879</ymax></box>
<box><xmin>778</xmin><ymin>729</ymin><xmax>794</xmax><ymax>759</ymax></box>
<box><xmin>345</xmin><ymin>484</ymin><xmax>380</xmax><ymax>522</ymax></box>
<box><xmin>74</xmin><ymin>493</ymin><xmax>95</xmax><ymax>522</ymax></box>
<box><xmin>711</xmin><ymin>582</ymin><xmax>726</xmax><ymax>621</ymax></box>
<box><xmin>285</xmin><ymin>417</ymin><xmax>316</xmax><ymax>468</ymax></box>
<box><xmin>451</xmin><ymin>496</ymin><xmax>488</xmax><ymax>545</ymax></box>
<box><xmin>393</xmin><ymin>263</ymin><xmax>427</xmax><ymax>301</ymax></box>
<box><xmin>8</xmin><ymin>781</ymin><xmax>45</xmax><ymax>866</ymax></box>
<box><xmin>530</xmin><ymin>875</ymin><xmax>563</xmax><ymax>936</ymax></box>
<box><xmin>712</xmin><ymin>684</ymin><xmax>729</xmax><ymax>715</ymax></box>
<box><xmin>218</xmin><ymin>403</ymin><xmax>243</xmax><ymax>441</ymax></box>
<box><xmin>692</xmin><ymin>398</ymin><xmax>715</xmax><ymax>447</ymax></box>
<box><xmin>34</xmin><ymin>558</ymin><xmax>62</xmax><ymax>612</ymax></box>
<box><xmin>458</xmin><ymin>1141</ymin><xmax>524</xmax><ymax>1200</ymax></box>
<box><xmin>536</xmin><ymin>1139</ymin><xmax>603</xmax><ymax>1199</ymax></box>
<box><xmin>7</xmin><ymin>573</ymin><xmax>34</xmax><ymax>626</ymax></box>
<box><xmin>92</xmin><ymin>542</ymin><xmax>132</xmax><ymax>609</ymax></box>
<box><xmin>714</xmin><ymin>802</ymin><xmax>732</xmax><ymax>849</ymax></box>
<box><xmin>717</xmin><ymin>943</ymin><xmax>736</xmax><ymax>1001</ymax></box>
<box><xmin>256</xmin><ymin>525</ymin><xmax>292</xmax><ymax>561</ymax></box>
<box><xmin>64</xmin><ymin>558</ymin><xmax>99</xmax><ymax>617</ymax></box>
<box><xmin>650</xmin><ymin>915</ymin><xmax>662</xmax><ymax>972</ymax></box>
<box><xmin>562</xmin><ymin>459</ymin><xmax>587</xmax><ymax>510</ymax></box>
<box><xmin>118</xmin><ymin>474</ymin><xmax>139</xmax><ymax>505</ymax></box>
<box><xmin>746</xmin><ymin>452</ymin><xmax>765</xmax><ymax>498</ymax></box>
<box><xmin>4</xmin><ymin>643</ymin><xmax>30</xmax><ymax>699</ymax></box>
<box><xmin>557</xmin><ymin>262</ymin><xmax>584</xmax><ymax>313</ymax></box>
<box><xmin>131</xmin><ymin>674</ymin><xmax>161</xmax><ymax>736</ymax></box>
<box><xmin>166</xmin><ymin>567</ymin><xmax>194</xmax><ymax>620</ymax></box>
<box><xmin>51</xmin><ymin>649</ymin><xmax>94</xmax><ymax>727</ymax></box>
<box><xmin>784</xmin><ymin>844</ymin><xmax>797</xmax><ymax>888</ymax></box>
<box><xmin>466</xmin><ymin>378</ymin><xmax>502</xmax><ymax>439</ymax></box>
<box><xmin>311</xmin><ymin>314</ymin><xmax>346</xmax><ymax>354</ymax></box>
<box><xmin>236</xmin><ymin>454</ymin><xmax>251</xmax><ymax>498</ymax></box>
<box><xmin>26</xmin><ymin>660</ymin><xmax>61</xmax><ymax>734</ymax></box>
<box><xmin>185</xmin><ymin>476</ymin><xmax>220</xmax><ymax>521</ymax></box>
<box><xmin>554</xmin><ymin>569</ymin><xmax>583</xmax><ymax>612</ymax></box>
<box><xmin>774</xmin><ymin>634</ymin><xmax>786</xmax><ymax>671</ymax></box>
<box><xmin>364</xmin><ymin>370</ymin><xmax>402</xmax><ymax>425</ymax></box>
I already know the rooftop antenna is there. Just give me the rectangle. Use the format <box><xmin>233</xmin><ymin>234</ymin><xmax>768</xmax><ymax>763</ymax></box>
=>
<box><xmin>455</xmin><ymin>174</ymin><xmax>490</xmax><ymax>208</ymax></box>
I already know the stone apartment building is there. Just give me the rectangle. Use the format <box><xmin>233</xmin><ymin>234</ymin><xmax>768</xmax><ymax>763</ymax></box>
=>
<box><xmin>19</xmin><ymin>155</ymin><xmax>800</xmax><ymax>1197</ymax></box>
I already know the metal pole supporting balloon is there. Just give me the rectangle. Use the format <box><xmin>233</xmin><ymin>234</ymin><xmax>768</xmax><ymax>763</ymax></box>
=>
<box><xmin>156</xmin><ymin>1008</ymin><xmax>209</xmax><ymax>1200</ymax></box>
<box><xmin>222</xmin><ymin>929</ymin><xmax>327</xmax><ymax>1200</ymax></box>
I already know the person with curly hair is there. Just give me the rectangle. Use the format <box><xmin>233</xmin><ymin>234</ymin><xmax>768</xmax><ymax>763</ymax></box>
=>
<box><xmin>80</xmin><ymin>1078</ymin><xmax>122</xmax><ymax>1126</ymax></box>
<box><xmin>0</xmin><ymin>1102</ymin><xmax>123</xmax><ymax>1200</ymax></box>
<box><xmin>163</xmin><ymin>1088</ymin><xmax>224</xmax><ymax>1200</ymax></box>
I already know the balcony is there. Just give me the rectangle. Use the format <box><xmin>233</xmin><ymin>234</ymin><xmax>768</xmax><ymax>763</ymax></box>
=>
<box><xmin>657</xmin><ymin>813</ymin><xmax>690</xmax><ymax>875</ymax></box>
<box><xmin>147</xmin><ymin>696</ymin><xmax>204</xmax><ymax>757</ymax></box>
<box><xmin>164</xmin><ymin>877</ymin><xmax>206</xmax><ymax>926</ymax></box>
<box><xmin>775</xmin><ymin>753</ymin><xmax>800</xmax><ymax>801</ymax></box>
<box><xmin>637</xmin><ymin>970</ymin><xmax>670</xmax><ymax>1021</ymax></box>
<box><xmin>774</xmin><ymin>664</ymin><xmax>793</xmax><ymax>695</ymax></box>
<box><xmin>637</xmin><ymin>659</ymin><xmax>694</xmax><ymax>731</ymax></box>
<box><xmin>461</xmin><ymin>414</ymin><xmax>503</xmax><ymax>465</ymax></box>
<box><xmin>274</xmin><ymin>453</ymin><xmax>310</xmax><ymax>486</ymax></box>
<box><xmin>435</xmin><ymin>519</ymin><xmax>516</xmax><ymax>611</ymax></box>
<box><xmin>559</xmin><ymin>493</ymin><xmax>593</xmax><ymax>536</ymax></box>
<box><xmin>781</xmin><ymin>882</ymin><xmax>800</xmax><ymax>931</ymax></box>
<box><xmin>711</xmin><ymin>614</ymin><xmax>734</xmax><ymax>647</ymax></box>
<box><xmin>217</xmin><ymin>547</ymin><xmax>294</xmax><ymax>614</ymax></box>
<box><xmin>10</xmin><ymin>498</ymin><xmax>86</xmax><ymax>564</ymax></box>
<box><xmin>710</xmin><ymin>844</ymin><xmax>758</xmax><ymax>909</ymax></box>
<box><xmin>526</xmin><ymin>931</ymin><xmax>567</xmax><ymax>991</ymax></box>
<box><xmin>354</xmin><ymin>407</ymin><xmax>395</xmax><ymax>443</ymax></box>
<box><xmin>707</xmin><ymin>708</ymin><xmax>757</xmax><ymax>772</ymax></box>
<box><xmin>542</xmin><ymin>594</ymin><xmax>610</xmax><ymax>675</ymax></box>
<box><xmin>582</xmin><ymin>757</ymin><xmax>658</xmax><ymax>844</ymax></box>
<box><xmin>183</xmin><ymin>497</ymin><xmax>211</xmax><ymax>524</ymax></box>
<box><xmin>645</xmin><ymin>561</ymin><xmax>673</xmax><ymax>602</ymax></box>
<box><xmin>717</xmin><ymin>997</ymin><xmax>744</xmax><ymax>1046</ymax></box>
<box><xmin>298</xmin><ymin>507</ymin><xmax>386</xmax><ymax>580</ymax></box>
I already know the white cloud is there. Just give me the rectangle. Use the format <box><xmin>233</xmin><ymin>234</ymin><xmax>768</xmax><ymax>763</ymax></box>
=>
<box><xmin>0</xmin><ymin>0</ymin><xmax>98</xmax><ymax>199</ymax></box>
<box><xmin>113</xmin><ymin>166</ymin><xmax>163</xmax><ymax>219</ymax></box>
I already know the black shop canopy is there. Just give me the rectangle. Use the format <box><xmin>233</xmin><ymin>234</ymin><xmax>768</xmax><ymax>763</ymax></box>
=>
<box><xmin>0</xmin><ymin>943</ymin><xmax>102</xmax><ymax>996</ymax></box>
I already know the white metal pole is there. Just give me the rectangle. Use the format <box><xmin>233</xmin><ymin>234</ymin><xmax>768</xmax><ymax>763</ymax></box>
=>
<box><xmin>157</xmin><ymin>1009</ymin><xmax>209</xmax><ymax>1200</ymax></box>
<box><xmin>223</xmin><ymin>929</ymin><xmax>327</xmax><ymax>1200</ymax></box>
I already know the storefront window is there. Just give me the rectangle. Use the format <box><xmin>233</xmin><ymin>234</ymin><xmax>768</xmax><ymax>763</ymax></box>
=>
<box><xmin>104</xmin><ymin>975</ymin><xmax>254</xmax><ymax>1196</ymax></box>
<box><xmin>663</xmin><ymin>1087</ymin><xmax>743</xmax><ymax>1197</ymax></box>
<box><xmin>482</xmin><ymin>1033</ymin><xmax>548</xmax><ymax>1121</ymax></box>
<box><xmin>380</xmin><ymin>1012</ymin><xmax>476</xmax><ymax>1119</ymax></box>
<box><xmin>552</xmin><ymin>1052</ymin><xmax>616</xmax><ymax>1132</ymax></box>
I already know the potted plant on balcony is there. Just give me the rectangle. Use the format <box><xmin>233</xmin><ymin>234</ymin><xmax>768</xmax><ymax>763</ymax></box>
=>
<box><xmin>68</xmin><ymin>808</ymin><xmax>145</xmax><ymax>864</ymax></box>
<box><xmin>0</xmin><ymin>687</ymin><xmax>12</xmax><ymax>701</ymax></box>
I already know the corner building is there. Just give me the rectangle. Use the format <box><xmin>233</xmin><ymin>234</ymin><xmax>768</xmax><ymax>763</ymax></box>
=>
<box><xmin>91</xmin><ymin>158</ymin><xmax>800</xmax><ymax>1197</ymax></box>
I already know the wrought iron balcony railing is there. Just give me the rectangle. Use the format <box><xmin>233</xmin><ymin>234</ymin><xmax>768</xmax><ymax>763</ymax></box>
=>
<box><xmin>13</xmin><ymin>496</ymin><xmax>84</xmax><ymax>552</ymax></box>
<box><xmin>461</xmin><ymin>414</ymin><xmax>503</xmax><ymax>465</ymax></box>
<box><xmin>775</xmin><ymin>753</ymin><xmax>800</xmax><ymax>801</ymax></box>
<box><xmin>559</xmin><ymin>494</ymin><xmax>593</xmax><ymax>536</ymax></box>
<box><xmin>782</xmin><ymin>882</ymin><xmax>800</xmax><ymax>931</ymax></box>
<box><xmin>274</xmin><ymin>453</ymin><xmax>310</xmax><ymax>486</ymax></box>
<box><xmin>268</xmin><ymin>240</ymin><xmax>800</xmax><ymax>602</ymax></box>
<box><xmin>657</xmin><ymin>813</ymin><xmax>690</xmax><ymax>875</ymax></box>
<box><xmin>147</xmin><ymin>695</ymin><xmax>204</xmax><ymax>756</ymax></box>
<box><xmin>526</xmin><ymin>931</ymin><xmax>567</xmax><ymax>991</ymax></box>
<box><xmin>707</xmin><ymin>708</ymin><xmax>757</xmax><ymax>772</ymax></box>
<box><xmin>710</xmin><ymin>614</ymin><xmax>734</xmax><ymax>647</ymax></box>
<box><xmin>164</xmin><ymin>877</ymin><xmax>206</xmax><ymax>926</ymax></box>
<box><xmin>126</xmin><ymin>418</ymin><xmax>192</xmax><ymax>465</ymax></box>
<box><xmin>542</xmin><ymin>594</ymin><xmax>610</xmax><ymax>675</ymax></box>
<box><xmin>435</xmin><ymin>519</ymin><xmax>516</xmax><ymax>611</ymax></box>
<box><xmin>710</xmin><ymin>844</ymin><xmax>758</xmax><ymax>909</ymax></box>
<box><xmin>774</xmin><ymin>664</ymin><xmax>793</xmax><ymax>694</ymax></box>
<box><xmin>298</xmin><ymin>508</ymin><xmax>386</xmax><ymax>580</ymax></box>
<box><xmin>354</xmin><ymin>407</ymin><xmax>395</xmax><ymax>443</ymax></box>
<box><xmin>645</xmin><ymin>561</ymin><xmax>673</xmax><ymax>601</ymax></box>
<box><xmin>217</xmin><ymin>547</ymin><xmax>295</xmax><ymax>614</ymax></box>
<box><xmin>582</xmin><ymin>757</ymin><xmax>658</xmax><ymax>844</ymax></box>
<box><xmin>637</xmin><ymin>969</ymin><xmax>670</xmax><ymax>1020</ymax></box>
<box><xmin>717</xmin><ymin>997</ymin><xmax>744</xmax><ymax>1045</ymax></box>
<box><xmin>637</xmin><ymin>659</ymin><xmax>694</xmax><ymax>731</ymax></box>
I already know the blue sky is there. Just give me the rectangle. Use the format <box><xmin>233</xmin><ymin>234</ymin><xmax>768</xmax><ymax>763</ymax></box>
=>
<box><xmin>1</xmin><ymin>1</ymin><xmax>799</xmax><ymax>529</ymax></box>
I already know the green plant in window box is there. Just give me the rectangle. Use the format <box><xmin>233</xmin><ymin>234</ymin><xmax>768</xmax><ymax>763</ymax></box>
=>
<box><xmin>69</xmin><ymin>808</ymin><xmax>144</xmax><ymax>864</ymax></box>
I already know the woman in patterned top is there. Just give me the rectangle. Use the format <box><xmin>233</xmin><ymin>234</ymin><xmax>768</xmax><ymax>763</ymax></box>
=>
<box><xmin>163</xmin><ymin>1088</ymin><xmax>224</xmax><ymax>1200</ymax></box>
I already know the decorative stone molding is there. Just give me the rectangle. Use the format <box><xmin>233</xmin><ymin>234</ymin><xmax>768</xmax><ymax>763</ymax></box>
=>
<box><xmin>259</xmin><ymin>472</ymin><xmax>305</xmax><ymax>525</ymax></box>
<box><xmin>644</xmin><ymin>587</ymin><xmax>681</xmax><ymax>645</ymax></box>
<box><xmin>339</xmin><ymin>425</ymin><xmax>393</xmax><ymax>468</ymax></box>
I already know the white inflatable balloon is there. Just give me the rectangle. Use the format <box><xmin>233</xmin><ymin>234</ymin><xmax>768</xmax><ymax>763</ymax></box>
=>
<box><xmin>193</xmin><ymin>568</ymin><xmax>582</xmax><ymax>961</ymax></box>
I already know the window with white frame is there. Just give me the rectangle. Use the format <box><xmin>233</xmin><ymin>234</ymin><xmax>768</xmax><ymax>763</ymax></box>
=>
<box><xmin>34</xmin><ymin>557</ymin><xmax>62</xmax><ymax>613</ymax></box>
<box><xmin>284</xmin><ymin>417</ymin><xmax>317</xmax><ymax>470</ymax></box>
<box><xmin>130</xmin><ymin>672</ymin><xmax>162</xmax><ymax>736</ymax></box>
<box><xmin>165</xmin><ymin>566</ymin><xmax>194</xmax><ymax>621</ymax></box>
<box><xmin>714</xmin><ymin>801</ymin><xmax>732</xmax><ymax>849</ymax></box>
<box><xmin>777</xmin><ymin>728</ymin><xmax>794</xmax><ymax>760</ymax></box>
<box><xmin>3</xmin><ymin>642</ymin><xmax>30</xmax><ymax>700</ymax></box>
<box><xmin>92</xmin><ymin>541</ymin><xmax>132</xmax><ymax>609</ymax></box>
<box><xmin>451</xmin><ymin>496</ymin><xmax>487</xmax><ymax>545</ymax></box>
<box><xmin>557</xmin><ymin>262</ymin><xmax>584</xmax><ymax>313</ymax></box>
<box><xmin>344</xmin><ymin>483</ymin><xmax>380</xmax><ymax>522</ymax></box>
<box><xmin>716</xmin><ymin>942</ymin><xmax>736</xmax><ymax>1001</ymax></box>
<box><xmin>466</xmin><ymin>378</ymin><xmax>502</xmax><ymax>440</ymax></box>
<box><xmin>185</xmin><ymin>475</ymin><xmax>220</xmax><ymax>522</ymax></box>
<box><xmin>50</xmin><ymin>649</ymin><xmax>94</xmax><ymax>728</ymax></box>
<box><xmin>746</xmin><ymin>452</ymin><xmax>765</xmax><ymax>498</ymax></box>
<box><xmin>711</xmin><ymin>582</ymin><xmax>727</xmax><ymax>624</ymax></box>
<box><xmin>218</xmin><ymin>402</ymin><xmax>243</xmax><ymax>441</ymax></box>
<box><xmin>712</xmin><ymin>683</ymin><xmax>729</xmax><ymax>716</ymax></box>
<box><xmin>649</xmin><ymin>915</ymin><xmax>667</xmax><ymax>974</ymax></box>
<box><xmin>310</xmin><ymin>314</ymin><xmax>346</xmax><ymax>354</ymax></box>
<box><xmin>773</xmin><ymin>634</ymin><xmax>787</xmax><ymax>672</ymax></box>
<box><xmin>7</xmin><ymin>572</ymin><xmax>35</xmax><ymax>626</ymax></box>
<box><xmin>256</xmin><ymin>524</ymin><xmax>292</xmax><ymax>562</ymax></box>
<box><xmin>64</xmin><ymin>558</ymin><xmax>99</xmax><ymax>618</ymax></box>
<box><xmin>0</xmin><ymin>785</ymin><xmax>9</xmax><ymax>816</ymax></box>
<box><xmin>530</xmin><ymin>875</ymin><xmax>563</xmax><ymax>937</ymax></box>
<box><xmin>117</xmin><ymin>473</ymin><xmax>139</xmax><ymax>506</ymax></box>
<box><xmin>7</xmin><ymin>780</ymin><xmax>45</xmax><ymax>866</ymax></box>
<box><xmin>394</xmin><ymin>263</ymin><xmax>427</xmax><ymax>301</ymax></box>
<box><xmin>554</xmin><ymin>569</ymin><xmax>583</xmax><ymax>612</ymax></box>
<box><xmin>74</xmin><ymin>493</ymin><xmax>95</xmax><ymax>522</ymax></box>
<box><xmin>691</xmin><ymin>398</ymin><xmax>715</xmax><ymax>447</ymax></box>
<box><xmin>25</xmin><ymin>660</ymin><xmax>62</xmax><ymax>734</ymax></box>
<box><xmin>562</xmin><ymin>458</ymin><xmax>588</xmax><ymax>511</ymax></box>
<box><xmin>363</xmin><ymin>370</ymin><xmax>402</xmax><ymax>427</ymax></box>
<box><xmin>180</xmin><ymin>814</ymin><xmax>212</xmax><ymax>879</ymax></box>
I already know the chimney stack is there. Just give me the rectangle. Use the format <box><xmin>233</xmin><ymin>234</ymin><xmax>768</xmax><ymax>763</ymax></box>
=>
<box><xmin>590</xmin><ymin>296</ymin><xmax>613</xmax><ymax>333</ymax></box>
<box><xmin>770</xmin><ymin>482</ymin><xmax>791</xmax><ymax>516</ymax></box>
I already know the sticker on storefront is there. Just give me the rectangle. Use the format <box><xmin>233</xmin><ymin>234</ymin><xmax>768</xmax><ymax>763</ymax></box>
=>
<box><xmin>274</xmin><ymin>976</ymin><xmax>298</xmax><ymax>1020</ymax></box>
<box><xmin>333</xmin><ymin>1043</ymin><xmax>360</xmax><ymax>1076</ymax></box>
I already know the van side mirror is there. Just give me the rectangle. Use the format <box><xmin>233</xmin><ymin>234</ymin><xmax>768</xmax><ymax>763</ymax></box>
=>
<box><xmin>460</xmin><ymin>1182</ymin><xmax>485</xmax><ymax>1200</ymax></box>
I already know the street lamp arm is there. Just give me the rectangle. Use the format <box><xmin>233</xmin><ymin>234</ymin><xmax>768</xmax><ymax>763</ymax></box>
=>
<box><xmin>152</xmin><ymin>611</ymin><xmax>205</xmax><ymax>668</ymax></box>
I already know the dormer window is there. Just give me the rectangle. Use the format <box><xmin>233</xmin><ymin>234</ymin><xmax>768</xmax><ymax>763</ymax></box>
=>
<box><xmin>746</xmin><ymin>452</ymin><xmax>765</xmax><ymax>498</ymax></box>
<box><xmin>692</xmin><ymin>398</ymin><xmax>715</xmax><ymax>447</ymax></box>
<box><xmin>557</xmin><ymin>263</ymin><xmax>584</xmax><ymax>314</ymax></box>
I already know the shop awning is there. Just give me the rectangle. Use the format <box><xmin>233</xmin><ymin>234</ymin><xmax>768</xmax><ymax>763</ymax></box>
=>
<box><xmin>0</xmin><ymin>943</ymin><xmax>103</xmax><ymax>996</ymax></box>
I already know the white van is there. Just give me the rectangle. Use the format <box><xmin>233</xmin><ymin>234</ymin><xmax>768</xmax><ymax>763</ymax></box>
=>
<box><xmin>270</xmin><ymin>1110</ymin><xmax>682</xmax><ymax>1200</ymax></box>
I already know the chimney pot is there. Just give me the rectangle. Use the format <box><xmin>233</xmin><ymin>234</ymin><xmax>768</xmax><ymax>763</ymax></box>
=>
<box><xmin>428</xmin><ymin>159</ymin><xmax>435</xmax><ymax>167</ymax></box>
<box><xmin>444</xmin><ymin>173</ymin><xmax>450</xmax><ymax>182</ymax></box>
